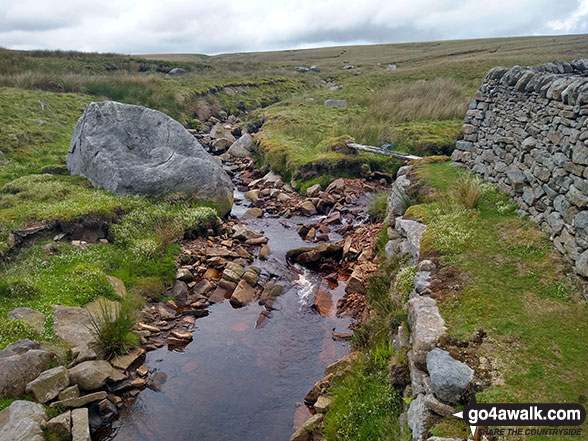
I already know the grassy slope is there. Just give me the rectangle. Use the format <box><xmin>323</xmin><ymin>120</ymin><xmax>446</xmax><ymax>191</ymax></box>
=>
<box><xmin>407</xmin><ymin>162</ymin><xmax>588</xmax><ymax>440</ymax></box>
<box><xmin>243</xmin><ymin>35</ymin><xmax>588</xmax><ymax>181</ymax></box>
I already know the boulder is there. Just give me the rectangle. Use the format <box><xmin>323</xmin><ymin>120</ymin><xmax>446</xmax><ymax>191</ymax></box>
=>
<box><xmin>426</xmin><ymin>348</ymin><xmax>473</xmax><ymax>403</ymax></box>
<box><xmin>326</xmin><ymin>178</ymin><xmax>345</xmax><ymax>193</ymax></box>
<box><xmin>314</xmin><ymin>395</ymin><xmax>331</xmax><ymax>413</ymax></box>
<box><xmin>167</xmin><ymin>67</ymin><xmax>185</xmax><ymax>76</ymax></box>
<box><xmin>68</xmin><ymin>360</ymin><xmax>113</xmax><ymax>391</ymax></box>
<box><xmin>286</xmin><ymin>243</ymin><xmax>342</xmax><ymax>265</ymax></box>
<box><xmin>407</xmin><ymin>394</ymin><xmax>434</xmax><ymax>441</ymax></box>
<box><xmin>210</xmin><ymin>123</ymin><xmax>236</xmax><ymax>143</ymax></box>
<box><xmin>408</xmin><ymin>296</ymin><xmax>446</xmax><ymax>369</ymax></box>
<box><xmin>232</xmin><ymin>224</ymin><xmax>262</xmax><ymax>241</ymax></box>
<box><xmin>324</xmin><ymin>99</ymin><xmax>347</xmax><ymax>107</ymax></box>
<box><xmin>46</xmin><ymin>411</ymin><xmax>71</xmax><ymax>441</ymax></box>
<box><xmin>67</xmin><ymin>101</ymin><xmax>234</xmax><ymax>215</ymax></box>
<box><xmin>0</xmin><ymin>349</ymin><xmax>51</xmax><ymax>399</ymax></box>
<box><xmin>0</xmin><ymin>400</ymin><xmax>47</xmax><ymax>441</ymax></box>
<box><xmin>229</xmin><ymin>280</ymin><xmax>256</xmax><ymax>307</ymax></box>
<box><xmin>227</xmin><ymin>133</ymin><xmax>253</xmax><ymax>158</ymax></box>
<box><xmin>243</xmin><ymin>207</ymin><xmax>263</xmax><ymax>219</ymax></box>
<box><xmin>71</xmin><ymin>407</ymin><xmax>90</xmax><ymax>441</ymax></box>
<box><xmin>306</xmin><ymin>184</ymin><xmax>322</xmax><ymax>197</ymax></box>
<box><xmin>7</xmin><ymin>307</ymin><xmax>45</xmax><ymax>334</ymax></box>
<box><xmin>53</xmin><ymin>306</ymin><xmax>94</xmax><ymax>346</ymax></box>
<box><xmin>289</xmin><ymin>413</ymin><xmax>323</xmax><ymax>441</ymax></box>
<box><xmin>345</xmin><ymin>266</ymin><xmax>367</xmax><ymax>294</ymax></box>
<box><xmin>222</xmin><ymin>262</ymin><xmax>246</xmax><ymax>283</ymax></box>
<box><xmin>395</xmin><ymin>218</ymin><xmax>427</xmax><ymax>263</ymax></box>
<box><xmin>26</xmin><ymin>366</ymin><xmax>70</xmax><ymax>404</ymax></box>
<box><xmin>299</xmin><ymin>200</ymin><xmax>317</xmax><ymax>216</ymax></box>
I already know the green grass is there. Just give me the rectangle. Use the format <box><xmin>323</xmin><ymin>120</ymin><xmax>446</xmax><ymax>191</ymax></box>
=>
<box><xmin>368</xmin><ymin>191</ymin><xmax>388</xmax><ymax>222</ymax></box>
<box><xmin>410</xmin><ymin>161</ymin><xmax>588</xmax><ymax>440</ymax></box>
<box><xmin>323</xmin><ymin>356</ymin><xmax>404</xmax><ymax>441</ymax></box>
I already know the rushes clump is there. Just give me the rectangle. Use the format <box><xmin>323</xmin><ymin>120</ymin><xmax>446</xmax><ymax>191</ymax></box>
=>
<box><xmin>450</xmin><ymin>173</ymin><xmax>485</xmax><ymax>209</ymax></box>
<box><xmin>89</xmin><ymin>295</ymin><xmax>141</xmax><ymax>359</ymax></box>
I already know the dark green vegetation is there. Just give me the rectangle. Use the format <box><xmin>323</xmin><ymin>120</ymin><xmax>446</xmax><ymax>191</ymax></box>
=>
<box><xmin>323</xmin><ymin>276</ymin><xmax>408</xmax><ymax>441</ymax></box>
<box><xmin>406</xmin><ymin>162</ymin><xmax>588</xmax><ymax>440</ymax></box>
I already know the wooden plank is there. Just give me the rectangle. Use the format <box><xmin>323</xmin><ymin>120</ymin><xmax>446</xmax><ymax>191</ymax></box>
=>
<box><xmin>346</xmin><ymin>142</ymin><xmax>421</xmax><ymax>161</ymax></box>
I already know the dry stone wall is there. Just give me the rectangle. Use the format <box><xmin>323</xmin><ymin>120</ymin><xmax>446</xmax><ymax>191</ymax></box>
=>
<box><xmin>452</xmin><ymin>60</ymin><xmax>588</xmax><ymax>277</ymax></box>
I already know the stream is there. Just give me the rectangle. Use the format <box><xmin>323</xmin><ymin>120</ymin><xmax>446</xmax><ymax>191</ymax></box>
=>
<box><xmin>104</xmin><ymin>165</ymin><xmax>373</xmax><ymax>441</ymax></box>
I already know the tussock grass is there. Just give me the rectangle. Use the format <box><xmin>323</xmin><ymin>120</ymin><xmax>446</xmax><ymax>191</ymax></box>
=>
<box><xmin>450</xmin><ymin>172</ymin><xmax>486</xmax><ymax>209</ymax></box>
<box><xmin>89</xmin><ymin>295</ymin><xmax>141</xmax><ymax>359</ymax></box>
<box><xmin>364</xmin><ymin>78</ymin><xmax>469</xmax><ymax>123</ymax></box>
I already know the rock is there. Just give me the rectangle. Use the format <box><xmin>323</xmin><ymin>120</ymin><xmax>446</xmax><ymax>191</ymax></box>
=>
<box><xmin>324</xmin><ymin>99</ymin><xmax>348</xmax><ymax>107</ymax></box>
<box><xmin>58</xmin><ymin>385</ymin><xmax>80</xmax><ymax>401</ymax></box>
<box><xmin>286</xmin><ymin>243</ymin><xmax>343</xmax><ymax>265</ymax></box>
<box><xmin>310</xmin><ymin>65</ymin><xmax>320</xmax><ymax>72</ymax></box>
<box><xmin>407</xmin><ymin>394</ymin><xmax>433</xmax><ymax>441</ymax></box>
<box><xmin>289</xmin><ymin>413</ymin><xmax>323</xmax><ymax>441</ymax></box>
<box><xmin>244</xmin><ymin>207</ymin><xmax>263</xmax><ymax>219</ymax></box>
<box><xmin>426</xmin><ymin>348</ymin><xmax>473</xmax><ymax>403</ymax></box>
<box><xmin>67</xmin><ymin>101</ymin><xmax>234</xmax><ymax>215</ymax></box>
<box><xmin>85</xmin><ymin>297</ymin><xmax>120</xmax><ymax>323</ymax></box>
<box><xmin>423</xmin><ymin>394</ymin><xmax>455</xmax><ymax>417</ymax></box>
<box><xmin>242</xmin><ymin>266</ymin><xmax>260</xmax><ymax>286</ymax></box>
<box><xmin>0</xmin><ymin>349</ymin><xmax>51</xmax><ymax>399</ymax></box>
<box><xmin>0</xmin><ymin>400</ymin><xmax>47</xmax><ymax>441</ymax></box>
<box><xmin>395</xmin><ymin>218</ymin><xmax>427</xmax><ymax>263</ymax></box>
<box><xmin>232</xmin><ymin>224</ymin><xmax>262</xmax><ymax>241</ymax></box>
<box><xmin>69</xmin><ymin>360</ymin><xmax>113</xmax><ymax>391</ymax></box>
<box><xmin>110</xmin><ymin>347</ymin><xmax>145</xmax><ymax>371</ymax></box>
<box><xmin>53</xmin><ymin>306</ymin><xmax>94</xmax><ymax>346</ymax></box>
<box><xmin>345</xmin><ymin>266</ymin><xmax>367</xmax><ymax>294</ymax></box>
<box><xmin>392</xmin><ymin>324</ymin><xmax>410</xmax><ymax>353</ymax></box>
<box><xmin>167</xmin><ymin>67</ymin><xmax>186</xmax><ymax>76</ymax></box>
<box><xmin>176</xmin><ymin>267</ymin><xmax>194</xmax><ymax>282</ymax></box>
<box><xmin>148</xmin><ymin>372</ymin><xmax>167</xmax><ymax>392</ymax></box>
<box><xmin>325</xmin><ymin>178</ymin><xmax>345</xmax><ymax>193</ymax></box>
<box><xmin>418</xmin><ymin>260</ymin><xmax>435</xmax><ymax>272</ymax></box>
<box><xmin>313</xmin><ymin>395</ymin><xmax>331</xmax><ymax>413</ymax></box>
<box><xmin>50</xmin><ymin>391</ymin><xmax>107</xmax><ymax>409</ymax></box>
<box><xmin>575</xmin><ymin>249</ymin><xmax>588</xmax><ymax>278</ymax></box>
<box><xmin>325</xmin><ymin>352</ymin><xmax>360</xmax><ymax>376</ymax></box>
<box><xmin>300</xmin><ymin>200</ymin><xmax>317</xmax><ymax>215</ymax></box>
<box><xmin>259</xmin><ymin>244</ymin><xmax>270</xmax><ymax>259</ymax></box>
<box><xmin>414</xmin><ymin>271</ymin><xmax>431</xmax><ymax>294</ymax></box>
<box><xmin>46</xmin><ymin>411</ymin><xmax>71</xmax><ymax>441</ymax></box>
<box><xmin>222</xmin><ymin>261</ymin><xmax>246</xmax><ymax>283</ymax></box>
<box><xmin>306</xmin><ymin>184</ymin><xmax>322</xmax><ymax>197</ymax></box>
<box><xmin>0</xmin><ymin>339</ymin><xmax>39</xmax><ymax>358</ymax></box>
<box><xmin>7</xmin><ymin>307</ymin><xmax>45</xmax><ymax>334</ymax></box>
<box><xmin>211</xmin><ymin>137</ymin><xmax>232</xmax><ymax>152</ymax></box>
<box><xmin>106</xmin><ymin>275</ymin><xmax>127</xmax><ymax>298</ymax></box>
<box><xmin>312</xmin><ymin>291</ymin><xmax>333</xmax><ymax>316</ymax></box>
<box><xmin>227</xmin><ymin>133</ymin><xmax>253</xmax><ymax>158</ymax></box>
<box><xmin>26</xmin><ymin>366</ymin><xmax>70</xmax><ymax>404</ymax></box>
<box><xmin>244</xmin><ymin>189</ymin><xmax>260</xmax><ymax>201</ymax></box>
<box><xmin>304</xmin><ymin>374</ymin><xmax>334</xmax><ymax>404</ymax></box>
<box><xmin>408</xmin><ymin>296</ymin><xmax>446</xmax><ymax>369</ymax></box>
<box><xmin>71</xmin><ymin>407</ymin><xmax>90</xmax><ymax>441</ymax></box>
<box><xmin>230</xmin><ymin>280</ymin><xmax>256</xmax><ymax>307</ymax></box>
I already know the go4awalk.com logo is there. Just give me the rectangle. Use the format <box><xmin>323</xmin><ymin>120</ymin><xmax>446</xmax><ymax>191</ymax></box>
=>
<box><xmin>453</xmin><ymin>396</ymin><xmax>586</xmax><ymax>437</ymax></box>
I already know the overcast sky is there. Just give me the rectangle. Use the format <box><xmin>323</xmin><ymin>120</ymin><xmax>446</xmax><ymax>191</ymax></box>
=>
<box><xmin>1</xmin><ymin>0</ymin><xmax>587</xmax><ymax>55</ymax></box>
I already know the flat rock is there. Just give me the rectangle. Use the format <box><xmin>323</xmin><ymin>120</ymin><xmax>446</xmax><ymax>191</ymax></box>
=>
<box><xmin>67</xmin><ymin>101</ymin><xmax>234</xmax><ymax>215</ymax></box>
<box><xmin>50</xmin><ymin>391</ymin><xmax>107</xmax><ymax>409</ymax></box>
<box><xmin>230</xmin><ymin>280</ymin><xmax>256</xmax><ymax>307</ymax></box>
<box><xmin>53</xmin><ymin>306</ymin><xmax>94</xmax><ymax>346</ymax></box>
<box><xmin>0</xmin><ymin>400</ymin><xmax>47</xmax><ymax>441</ymax></box>
<box><xmin>324</xmin><ymin>99</ymin><xmax>347</xmax><ymax>107</ymax></box>
<box><xmin>68</xmin><ymin>360</ymin><xmax>113</xmax><ymax>391</ymax></box>
<box><xmin>26</xmin><ymin>366</ymin><xmax>70</xmax><ymax>404</ymax></box>
<box><xmin>426</xmin><ymin>348</ymin><xmax>473</xmax><ymax>403</ymax></box>
<box><xmin>110</xmin><ymin>347</ymin><xmax>145</xmax><ymax>371</ymax></box>
<box><xmin>71</xmin><ymin>407</ymin><xmax>90</xmax><ymax>441</ymax></box>
<box><xmin>312</xmin><ymin>290</ymin><xmax>333</xmax><ymax>316</ymax></box>
<box><xmin>0</xmin><ymin>349</ymin><xmax>51</xmax><ymax>399</ymax></box>
<box><xmin>7</xmin><ymin>307</ymin><xmax>45</xmax><ymax>334</ymax></box>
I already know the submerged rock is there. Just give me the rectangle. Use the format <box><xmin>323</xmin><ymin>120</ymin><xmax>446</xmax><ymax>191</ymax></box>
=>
<box><xmin>67</xmin><ymin>101</ymin><xmax>234</xmax><ymax>215</ymax></box>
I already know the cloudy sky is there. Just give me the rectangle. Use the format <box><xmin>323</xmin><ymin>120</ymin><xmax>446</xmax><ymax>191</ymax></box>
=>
<box><xmin>1</xmin><ymin>0</ymin><xmax>587</xmax><ymax>55</ymax></box>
